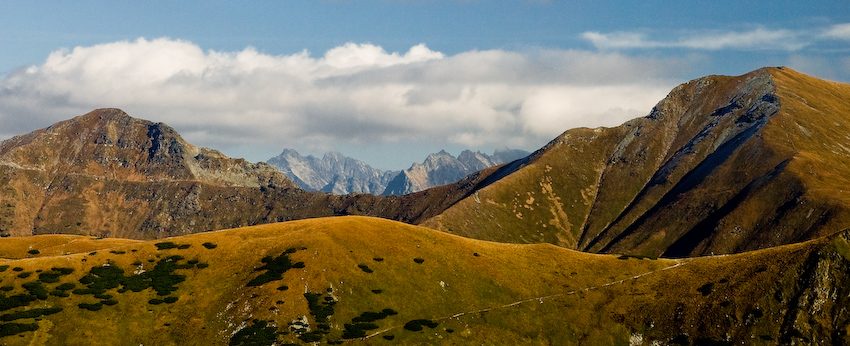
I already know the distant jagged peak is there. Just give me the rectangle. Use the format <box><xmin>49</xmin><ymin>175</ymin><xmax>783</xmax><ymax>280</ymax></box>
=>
<box><xmin>266</xmin><ymin>149</ymin><xmax>397</xmax><ymax>194</ymax></box>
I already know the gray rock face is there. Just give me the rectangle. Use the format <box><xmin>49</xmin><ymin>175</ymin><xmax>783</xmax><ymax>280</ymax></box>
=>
<box><xmin>381</xmin><ymin>149</ymin><xmax>530</xmax><ymax>195</ymax></box>
<box><xmin>266</xmin><ymin>149</ymin><xmax>398</xmax><ymax>195</ymax></box>
<box><xmin>267</xmin><ymin>148</ymin><xmax>530</xmax><ymax>196</ymax></box>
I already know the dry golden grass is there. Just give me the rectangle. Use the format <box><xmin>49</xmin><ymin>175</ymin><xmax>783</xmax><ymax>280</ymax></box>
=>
<box><xmin>0</xmin><ymin>216</ymin><xmax>843</xmax><ymax>345</ymax></box>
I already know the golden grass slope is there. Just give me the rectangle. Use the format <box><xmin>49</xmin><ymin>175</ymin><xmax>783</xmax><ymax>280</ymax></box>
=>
<box><xmin>0</xmin><ymin>216</ymin><xmax>845</xmax><ymax>345</ymax></box>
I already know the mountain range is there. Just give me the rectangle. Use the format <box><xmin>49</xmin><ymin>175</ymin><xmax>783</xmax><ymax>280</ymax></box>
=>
<box><xmin>266</xmin><ymin>148</ymin><xmax>528</xmax><ymax>196</ymax></box>
<box><xmin>2</xmin><ymin>67</ymin><xmax>848</xmax><ymax>258</ymax></box>
<box><xmin>1</xmin><ymin>67</ymin><xmax>850</xmax><ymax>344</ymax></box>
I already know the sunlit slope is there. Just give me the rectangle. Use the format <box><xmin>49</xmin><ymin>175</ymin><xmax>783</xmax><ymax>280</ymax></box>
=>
<box><xmin>0</xmin><ymin>216</ymin><xmax>846</xmax><ymax>345</ymax></box>
<box><xmin>424</xmin><ymin>67</ymin><xmax>850</xmax><ymax>257</ymax></box>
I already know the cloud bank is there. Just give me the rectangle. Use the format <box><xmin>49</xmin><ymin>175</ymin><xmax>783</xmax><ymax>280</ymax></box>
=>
<box><xmin>583</xmin><ymin>23</ymin><xmax>850</xmax><ymax>51</ymax></box>
<box><xmin>0</xmin><ymin>38</ymin><xmax>682</xmax><ymax>165</ymax></box>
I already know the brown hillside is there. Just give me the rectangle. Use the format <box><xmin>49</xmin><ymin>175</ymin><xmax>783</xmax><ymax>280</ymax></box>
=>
<box><xmin>0</xmin><ymin>109</ymin><xmax>495</xmax><ymax>238</ymax></box>
<box><xmin>423</xmin><ymin>67</ymin><xmax>850</xmax><ymax>257</ymax></box>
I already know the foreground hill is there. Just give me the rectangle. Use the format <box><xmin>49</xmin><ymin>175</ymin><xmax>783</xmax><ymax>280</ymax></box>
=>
<box><xmin>0</xmin><ymin>216</ymin><xmax>845</xmax><ymax>345</ymax></box>
<box><xmin>424</xmin><ymin>67</ymin><xmax>850</xmax><ymax>257</ymax></box>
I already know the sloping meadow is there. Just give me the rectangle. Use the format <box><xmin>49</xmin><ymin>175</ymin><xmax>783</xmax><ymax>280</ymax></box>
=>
<box><xmin>0</xmin><ymin>216</ymin><xmax>845</xmax><ymax>345</ymax></box>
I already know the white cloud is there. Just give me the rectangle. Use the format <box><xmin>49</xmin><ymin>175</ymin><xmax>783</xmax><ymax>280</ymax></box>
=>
<box><xmin>822</xmin><ymin>23</ymin><xmax>850</xmax><ymax>40</ymax></box>
<box><xmin>0</xmin><ymin>38</ymin><xmax>683</xmax><ymax>166</ymax></box>
<box><xmin>583</xmin><ymin>27</ymin><xmax>808</xmax><ymax>51</ymax></box>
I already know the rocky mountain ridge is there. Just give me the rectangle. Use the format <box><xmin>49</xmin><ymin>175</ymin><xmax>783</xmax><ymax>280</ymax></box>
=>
<box><xmin>381</xmin><ymin>148</ymin><xmax>529</xmax><ymax>195</ymax></box>
<box><xmin>266</xmin><ymin>149</ymin><xmax>398</xmax><ymax>195</ymax></box>
<box><xmin>267</xmin><ymin>148</ymin><xmax>529</xmax><ymax>196</ymax></box>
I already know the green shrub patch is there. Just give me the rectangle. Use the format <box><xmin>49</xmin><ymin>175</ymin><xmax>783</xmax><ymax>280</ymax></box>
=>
<box><xmin>403</xmin><ymin>319</ymin><xmax>439</xmax><ymax>332</ymax></box>
<box><xmin>246</xmin><ymin>252</ymin><xmax>304</xmax><ymax>287</ymax></box>
<box><xmin>297</xmin><ymin>331</ymin><xmax>327</xmax><ymax>343</ymax></box>
<box><xmin>154</xmin><ymin>242</ymin><xmax>179</xmax><ymax>250</ymax></box>
<box><xmin>341</xmin><ymin>323</ymin><xmax>379</xmax><ymax>339</ymax></box>
<box><xmin>49</xmin><ymin>291</ymin><xmax>69</xmax><ymax>298</ymax></box>
<box><xmin>21</xmin><ymin>282</ymin><xmax>48</xmax><ymax>300</ymax></box>
<box><xmin>202</xmin><ymin>242</ymin><xmax>217</xmax><ymax>249</ymax></box>
<box><xmin>26</xmin><ymin>250</ymin><xmax>39</xmax><ymax>255</ymax></box>
<box><xmin>229</xmin><ymin>319</ymin><xmax>285</xmax><ymax>346</ymax></box>
<box><xmin>0</xmin><ymin>266</ymin><xmax>7</xmax><ymax>272</ymax></box>
<box><xmin>37</xmin><ymin>268</ymin><xmax>74</xmax><ymax>284</ymax></box>
<box><xmin>49</xmin><ymin>279</ymin><xmax>74</xmax><ymax>289</ymax></box>
<box><xmin>413</xmin><ymin>258</ymin><xmax>425</xmax><ymax>264</ymax></box>
<box><xmin>0</xmin><ymin>322</ymin><xmax>38</xmax><ymax>337</ymax></box>
<box><xmin>72</xmin><ymin>256</ymin><xmax>198</xmax><ymax>303</ymax></box>
<box><xmin>0</xmin><ymin>307</ymin><xmax>62</xmax><ymax>321</ymax></box>
<box><xmin>304</xmin><ymin>292</ymin><xmax>336</xmax><ymax>324</ymax></box>
<box><xmin>0</xmin><ymin>294</ymin><xmax>36</xmax><ymax>312</ymax></box>
<box><xmin>78</xmin><ymin>302</ymin><xmax>103</xmax><ymax>311</ymax></box>
<box><xmin>352</xmin><ymin>310</ymin><xmax>394</xmax><ymax>323</ymax></box>
<box><xmin>697</xmin><ymin>283</ymin><xmax>715</xmax><ymax>296</ymax></box>
<box><xmin>357</xmin><ymin>264</ymin><xmax>373</xmax><ymax>273</ymax></box>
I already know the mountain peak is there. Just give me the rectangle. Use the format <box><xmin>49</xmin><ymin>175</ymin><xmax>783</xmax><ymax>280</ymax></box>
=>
<box><xmin>0</xmin><ymin>108</ymin><xmax>292</xmax><ymax>188</ymax></box>
<box><xmin>423</xmin><ymin>67</ymin><xmax>850</xmax><ymax>257</ymax></box>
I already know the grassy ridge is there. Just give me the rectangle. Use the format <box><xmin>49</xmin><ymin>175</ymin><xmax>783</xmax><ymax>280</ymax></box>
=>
<box><xmin>0</xmin><ymin>216</ymin><xmax>845</xmax><ymax>345</ymax></box>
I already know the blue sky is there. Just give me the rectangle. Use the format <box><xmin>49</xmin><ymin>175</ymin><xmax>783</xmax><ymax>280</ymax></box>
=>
<box><xmin>1</xmin><ymin>1</ymin><xmax>849</xmax><ymax>169</ymax></box>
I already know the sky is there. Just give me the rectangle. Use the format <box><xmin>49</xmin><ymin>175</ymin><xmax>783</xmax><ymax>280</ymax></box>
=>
<box><xmin>1</xmin><ymin>1</ymin><xmax>849</xmax><ymax>170</ymax></box>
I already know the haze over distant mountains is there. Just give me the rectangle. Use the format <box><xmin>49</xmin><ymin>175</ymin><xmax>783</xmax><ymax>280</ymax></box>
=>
<box><xmin>266</xmin><ymin>148</ymin><xmax>529</xmax><ymax>195</ymax></box>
